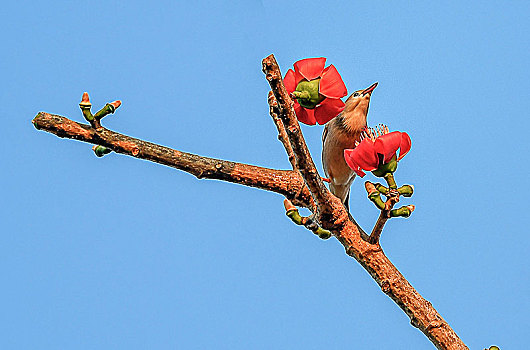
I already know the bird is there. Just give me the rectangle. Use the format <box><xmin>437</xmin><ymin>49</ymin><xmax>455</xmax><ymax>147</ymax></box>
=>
<box><xmin>322</xmin><ymin>82</ymin><xmax>378</xmax><ymax>212</ymax></box>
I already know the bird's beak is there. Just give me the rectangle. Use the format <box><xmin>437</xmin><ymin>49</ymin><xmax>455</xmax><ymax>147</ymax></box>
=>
<box><xmin>362</xmin><ymin>82</ymin><xmax>378</xmax><ymax>96</ymax></box>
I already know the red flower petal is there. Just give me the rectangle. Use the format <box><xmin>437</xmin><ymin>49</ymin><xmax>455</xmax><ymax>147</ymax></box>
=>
<box><xmin>314</xmin><ymin>98</ymin><xmax>345</xmax><ymax>125</ymax></box>
<box><xmin>344</xmin><ymin>149</ymin><xmax>367</xmax><ymax>177</ymax></box>
<box><xmin>294</xmin><ymin>70</ymin><xmax>305</xmax><ymax>85</ymax></box>
<box><xmin>294</xmin><ymin>103</ymin><xmax>316</xmax><ymax>125</ymax></box>
<box><xmin>345</xmin><ymin>139</ymin><xmax>379</xmax><ymax>172</ymax></box>
<box><xmin>293</xmin><ymin>57</ymin><xmax>326</xmax><ymax>81</ymax></box>
<box><xmin>319</xmin><ymin>65</ymin><xmax>347</xmax><ymax>98</ymax></box>
<box><xmin>398</xmin><ymin>132</ymin><xmax>411</xmax><ymax>161</ymax></box>
<box><xmin>284</xmin><ymin>69</ymin><xmax>296</xmax><ymax>93</ymax></box>
<box><xmin>355</xmin><ymin>168</ymin><xmax>366</xmax><ymax>177</ymax></box>
<box><xmin>374</xmin><ymin>131</ymin><xmax>403</xmax><ymax>163</ymax></box>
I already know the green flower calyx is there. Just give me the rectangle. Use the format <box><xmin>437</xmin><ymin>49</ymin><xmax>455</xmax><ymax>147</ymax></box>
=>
<box><xmin>292</xmin><ymin>78</ymin><xmax>325</xmax><ymax>109</ymax></box>
<box><xmin>371</xmin><ymin>155</ymin><xmax>398</xmax><ymax>178</ymax></box>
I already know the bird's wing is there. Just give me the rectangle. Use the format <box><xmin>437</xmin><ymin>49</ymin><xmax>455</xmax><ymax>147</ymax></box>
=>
<box><xmin>321</xmin><ymin>123</ymin><xmax>330</xmax><ymax>177</ymax></box>
<box><xmin>322</xmin><ymin>122</ymin><xmax>329</xmax><ymax>144</ymax></box>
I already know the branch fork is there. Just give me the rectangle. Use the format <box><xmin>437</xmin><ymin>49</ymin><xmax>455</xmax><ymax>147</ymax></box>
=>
<box><xmin>79</xmin><ymin>92</ymin><xmax>121</xmax><ymax>131</ymax></box>
<box><xmin>283</xmin><ymin>199</ymin><xmax>331</xmax><ymax>239</ymax></box>
<box><xmin>365</xmin><ymin>173</ymin><xmax>415</xmax><ymax>244</ymax></box>
<box><xmin>78</xmin><ymin>92</ymin><xmax>122</xmax><ymax>157</ymax></box>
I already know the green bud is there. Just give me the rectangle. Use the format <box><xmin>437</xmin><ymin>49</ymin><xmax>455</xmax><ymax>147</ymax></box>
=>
<box><xmin>371</xmin><ymin>155</ymin><xmax>398</xmax><ymax>177</ymax></box>
<box><xmin>368</xmin><ymin>191</ymin><xmax>386</xmax><ymax>210</ymax></box>
<box><xmin>81</xmin><ymin>107</ymin><xmax>94</xmax><ymax>122</ymax></box>
<box><xmin>398</xmin><ymin>184</ymin><xmax>414</xmax><ymax>197</ymax></box>
<box><xmin>94</xmin><ymin>103</ymin><xmax>116</xmax><ymax>120</ymax></box>
<box><xmin>375</xmin><ymin>183</ymin><xmax>389</xmax><ymax>195</ymax></box>
<box><xmin>93</xmin><ymin>145</ymin><xmax>111</xmax><ymax>157</ymax></box>
<box><xmin>390</xmin><ymin>205</ymin><xmax>415</xmax><ymax>218</ymax></box>
<box><xmin>286</xmin><ymin>209</ymin><xmax>303</xmax><ymax>225</ymax></box>
<box><xmin>294</xmin><ymin>78</ymin><xmax>325</xmax><ymax>109</ymax></box>
<box><xmin>316</xmin><ymin>228</ymin><xmax>331</xmax><ymax>240</ymax></box>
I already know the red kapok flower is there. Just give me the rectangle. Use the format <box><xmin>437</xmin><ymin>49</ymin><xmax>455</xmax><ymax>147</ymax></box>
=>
<box><xmin>284</xmin><ymin>57</ymin><xmax>347</xmax><ymax>125</ymax></box>
<box><xmin>344</xmin><ymin>125</ymin><xmax>411</xmax><ymax>177</ymax></box>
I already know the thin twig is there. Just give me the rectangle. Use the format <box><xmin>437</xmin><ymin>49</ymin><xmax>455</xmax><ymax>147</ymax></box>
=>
<box><xmin>368</xmin><ymin>201</ymin><xmax>396</xmax><ymax>244</ymax></box>
<box><xmin>366</xmin><ymin>180</ymin><xmax>414</xmax><ymax>244</ymax></box>
<box><xmin>283</xmin><ymin>199</ymin><xmax>331</xmax><ymax>239</ymax></box>
<box><xmin>369</xmin><ymin>212</ymin><xmax>390</xmax><ymax>244</ymax></box>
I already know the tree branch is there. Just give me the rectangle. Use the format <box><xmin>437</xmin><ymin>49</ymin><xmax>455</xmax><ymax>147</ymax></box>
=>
<box><xmin>261</xmin><ymin>55</ymin><xmax>468</xmax><ymax>350</ymax></box>
<box><xmin>32</xmin><ymin>112</ymin><xmax>313</xmax><ymax>208</ymax></box>
<box><xmin>262</xmin><ymin>55</ymin><xmax>338</xmax><ymax>217</ymax></box>
<box><xmin>31</xmin><ymin>53</ymin><xmax>468</xmax><ymax>349</ymax></box>
<box><xmin>268</xmin><ymin>91</ymin><xmax>297</xmax><ymax>170</ymax></box>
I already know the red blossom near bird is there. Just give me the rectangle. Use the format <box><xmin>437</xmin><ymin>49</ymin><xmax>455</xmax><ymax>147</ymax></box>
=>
<box><xmin>344</xmin><ymin>125</ymin><xmax>411</xmax><ymax>177</ymax></box>
<box><xmin>283</xmin><ymin>57</ymin><xmax>347</xmax><ymax>125</ymax></box>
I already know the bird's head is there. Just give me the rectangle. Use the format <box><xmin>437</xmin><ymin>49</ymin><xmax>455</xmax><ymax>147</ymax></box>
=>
<box><xmin>338</xmin><ymin>82</ymin><xmax>377</xmax><ymax>133</ymax></box>
<box><xmin>343</xmin><ymin>82</ymin><xmax>378</xmax><ymax>114</ymax></box>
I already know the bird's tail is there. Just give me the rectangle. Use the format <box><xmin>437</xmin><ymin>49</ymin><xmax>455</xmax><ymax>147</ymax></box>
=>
<box><xmin>329</xmin><ymin>183</ymin><xmax>368</xmax><ymax>239</ymax></box>
<box><xmin>329</xmin><ymin>183</ymin><xmax>351</xmax><ymax>211</ymax></box>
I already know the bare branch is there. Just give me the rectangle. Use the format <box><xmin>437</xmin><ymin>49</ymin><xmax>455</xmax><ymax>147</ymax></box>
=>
<box><xmin>268</xmin><ymin>91</ymin><xmax>297</xmax><ymax>170</ymax></box>
<box><xmin>32</xmin><ymin>112</ymin><xmax>313</xmax><ymax>208</ymax></box>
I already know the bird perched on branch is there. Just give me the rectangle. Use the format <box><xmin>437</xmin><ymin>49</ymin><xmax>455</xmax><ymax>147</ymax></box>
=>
<box><xmin>322</xmin><ymin>82</ymin><xmax>378</xmax><ymax>211</ymax></box>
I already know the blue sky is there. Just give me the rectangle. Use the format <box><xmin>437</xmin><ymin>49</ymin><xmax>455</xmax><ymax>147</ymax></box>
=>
<box><xmin>2</xmin><ymin>1</ymin><xmax>529</xmax><ymax>349</ymax></box>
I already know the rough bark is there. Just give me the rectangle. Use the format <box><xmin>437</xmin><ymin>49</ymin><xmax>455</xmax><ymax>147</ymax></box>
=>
<box><xmin>32</xmin><ymin>112</ymin><xmax>313</xmax><ymax>209</ymax></box>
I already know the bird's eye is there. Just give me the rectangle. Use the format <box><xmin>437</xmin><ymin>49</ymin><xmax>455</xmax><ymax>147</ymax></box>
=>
<box><xmin>353</xmin><ymin>92</ymin><xmax>360</xmax><ymax>97</ymax></box>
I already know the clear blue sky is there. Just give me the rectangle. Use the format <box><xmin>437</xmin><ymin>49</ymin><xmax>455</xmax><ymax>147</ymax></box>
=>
<box><xmin>2</xmin><ymin>1</ymin><xmax>528</xmax><ymax>349</ymax></box>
